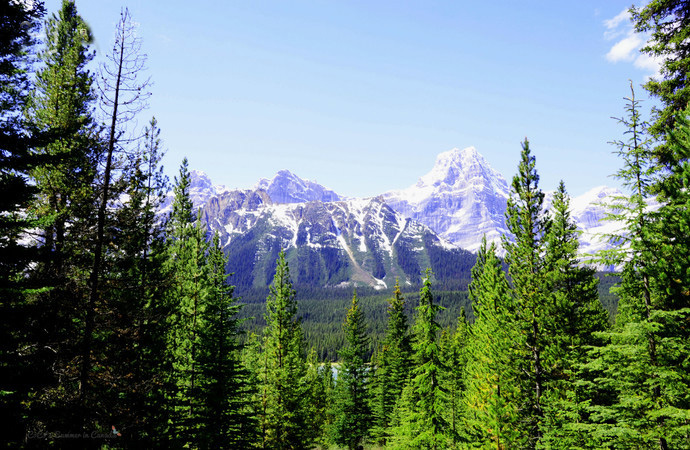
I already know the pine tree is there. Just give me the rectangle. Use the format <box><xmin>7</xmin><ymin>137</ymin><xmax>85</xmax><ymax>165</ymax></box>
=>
<box><xmin>332</xmin><ymin>290</ymin><xmax>371</xmax><ymax>450</ymax></box>
<box><xmin>23</xmin><ymin>0</ymin><xmax>101</xmax><ymax>436</ymax></box>
<box><xmin>502</xmin><ymin>139</ymin><xmax>552</xmax><ymax>448</ymax></box>
<box><xmin>164</xmin><ymin>158</ymin><xmax>211</xmax><ymax>444</ymax></box>
<box><xmin>463</xmin><ymin>238</ymin><xmax>522</xmax><ymax>448</ymax></box>
<box><xmin>260</xmin><ymin>249</ymin><xmax>311</xmax><ymax>449</ymax></box>
<box><xmin>195</xmin><ymin>233</ymin><xmax>257</xmax><ymax>448</ymax></box>
<box><xmin>392</xmin><ymin>271</ymin><xmax>449</xmax><ymax>449</ymax></box>
<box><xmin>370</xmin><ymin>279</ymin><xmax>412</xmax><ymax>446</ymax></box>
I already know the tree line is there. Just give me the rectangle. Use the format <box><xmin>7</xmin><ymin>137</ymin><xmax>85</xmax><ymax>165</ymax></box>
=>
<box><xmin>2</xmin><ymin>0</ymin><xmax>690</xmax><ymax>448</ymax></box>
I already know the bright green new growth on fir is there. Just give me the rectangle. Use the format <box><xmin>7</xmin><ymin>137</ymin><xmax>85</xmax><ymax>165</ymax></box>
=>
<box><xmin>463</xmin><ymin>237</ymin><xmax>521</xmax><ymax>448</ymax></box>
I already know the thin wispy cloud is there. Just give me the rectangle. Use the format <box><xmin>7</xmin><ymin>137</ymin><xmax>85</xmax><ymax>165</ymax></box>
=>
<box><xmin>606</xmin><ymin>33</ymin><xmax>643</xmax><ymax>62</ymax></box>
<box><xmin>603</xmin><ymin>7</ymin><xmax>662</xmax><ymax>78</ymax></box>
<box><xmin>603</xmin><ymin>9</ymin><xmax>631</xmax><ymax>40</ymax></box>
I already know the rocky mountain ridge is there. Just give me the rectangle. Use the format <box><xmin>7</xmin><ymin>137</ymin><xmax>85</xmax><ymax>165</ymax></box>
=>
<box><xmin>177</xmin><ymin>147</ymin><xmax>623</xmax><ymax>288</ymax></box>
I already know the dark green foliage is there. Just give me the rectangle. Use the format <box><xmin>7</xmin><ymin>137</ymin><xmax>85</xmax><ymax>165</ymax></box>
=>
<box><xmin>391</xmin><ymin>271</ymin><xmax>449</xmax><ymax>449</ymax></box>
<box><xmin>632</xmin><ymin>0</ymin><xmax>690</xmax><ymax>143</ymax></box>
<box><xmin>425</xmin><ymin>234</ymin><xmax>476</xmax><ymax>291</ymax></box>
<box><xmin>224</xmin><ymin>223</ymin><xmax>262</xmax><ymax>289</ymax></box>
<box><xmin>195</xmin><ymin>234</ymin><xmax>257</xmax><ymax>448</ymax></box>
<box><xmin>259</xmin><ymin>249</ymin><xmax>312</xmax><ymax>449</ymax></box>
<box><xmin>164</xmin><ymin>159</ymin><xmax>213</xmax><ymax>445</ymax></box>
<box><xmin>394</xmin><ymin>239</ymin><xmax>422</xmax><ymax>285</ymax></box>
<box><xmin>332</xmin><ymin>291</ymin><xmax>372</xmax><ymax>449</ymax></box>
<box><xmin>101</xmin><ymin>117</ymin><xmax>172</xmax><ymax>444</ymax></box>
<box><xmin>597</xmin><ymin>272</ymin><xmax>621</xmax><ymax>320</ymax></box>
<box><xmin>370</xmin><ymin>281</ymin><xmax>413</xmax><ymax>446</ymax></box>
<box><xmin>0</xmin><ymin>1</ymin><xmax>46</xmax><ymax>445</ymax></box>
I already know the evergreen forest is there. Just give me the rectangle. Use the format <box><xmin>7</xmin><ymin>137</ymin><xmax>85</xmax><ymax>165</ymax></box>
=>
<box><xmin>2</xmin><ymin>1</ymin><xmax>690</xmax><ymax>448</ymax></box>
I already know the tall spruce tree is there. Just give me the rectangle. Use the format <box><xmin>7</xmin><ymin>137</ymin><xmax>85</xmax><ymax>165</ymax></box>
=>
<box><xmin>104</xmin><ymin>117</ymin><xmax>172</xmax><ymax>444</ymax></box>
<box><xmin>463</xmin><ymin>237</ymin><xmax>522</xmax><ymax>448</ymax></box>
<box><xmin>588</xmin><ymin>87</ymin><xmax>690</xmax><ymax>449</ymax></box>
<box><xmin>370</xmin><ymin>279</ymin><xmax>412</xmax><ymax>446</ymax></box>
<box><xmin>539</xmin><ymin>181</ymin><xmax>610</xmax><ymax>447</ymax></box>
<box><xmin>164</xmin><ymin>158</ymin><xmax>211</xmax><ymax>445</ymax></box>
<box><xmin>502</xmin><ymin>138</ymin><xmax>552</xmax><ymax>448</ymax></box>
<box><xmin>260</xmin><ymin>249</ymin><xmax>311</xmax><ymax>449</ymax></box>
<box><xmin>332</xmin><ymin>290</ymin><xmax>371</xmax><ymax>450</ymax></box>
<box><xmin>195</xmin><ymin>233</ymin><xmax>257</xmax><ymax>448</ymax></box>
<box><xmin>392</xmin><ymin>271</ymin><xmax>449</xmax><ymax>449</ymax></box>
<box><xmin>24</xmin><ymin>0</ymin><xmax>101</xmax><ymax>436</ymax></box>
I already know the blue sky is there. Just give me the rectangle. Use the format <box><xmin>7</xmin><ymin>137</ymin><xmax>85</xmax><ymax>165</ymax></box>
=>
<box><xmin>43</xmin><ymin>0</ymin><xmax>659</xmax><ymax>198</ymax></box>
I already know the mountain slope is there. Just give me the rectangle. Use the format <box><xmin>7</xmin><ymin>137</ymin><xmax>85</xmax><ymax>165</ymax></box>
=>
<box><xmin>175</xmin><ymin>147</ymin><xmax>625</xmax><ymax>289</ymax></box>
<box><xmin>383</xmin><ymin>146</ymin><xmax>510</xmax><ymax>252</ymax></box>
<box><xmin>199</xmin><ymin>190</ymin><xmax>474</xmax><ymax>290</ymax></box>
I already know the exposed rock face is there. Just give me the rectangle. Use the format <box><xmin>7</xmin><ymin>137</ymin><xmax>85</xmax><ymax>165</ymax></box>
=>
<box><xmin>199</xmin><ymin>191</ymin><xmax>469</xmax><ymax>289</ymax></box>
<box><xmin>383</xmin><ymin>147</ymin><xmax>510</xmax><ymax>252</ymax></box>
<box><xmin>255</xmin><ymin>169</ymin><xmax>341</xmax><ymax>204</ymax></box>
<box><xmin>167</xmin><ymin>148</ymin><xmax>628</xmax><ymax>287</ymax></box>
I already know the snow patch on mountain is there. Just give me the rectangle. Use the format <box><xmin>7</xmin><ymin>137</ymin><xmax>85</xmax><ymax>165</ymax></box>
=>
<box><xmin>383</xmin><ymin>146</ymin><xmax>510</xmax><ymax>252</ymax></box>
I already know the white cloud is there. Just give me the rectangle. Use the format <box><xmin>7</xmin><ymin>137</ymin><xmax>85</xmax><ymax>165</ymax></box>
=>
<box><xmin>604</xmin><ymin>9</ymin><xmax>631</xmax><ymax>32</ymax></box>
<box><xmin>606</xmin><ymin>33</ymin><xmax>643</xmax><ymax>62</ymax></box>
<box><xmin>603</xmin><ymin>7</ymin><xmax>661</xmax><ymax>78</ymax></box>
<box><xmin>634</xmin><ymin>53</ymin><xmax>662</xmax><ymax>73</ymax></box>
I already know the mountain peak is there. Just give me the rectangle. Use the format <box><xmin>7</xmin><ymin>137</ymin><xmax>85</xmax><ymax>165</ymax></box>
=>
<box><xmin>255</xmin><ymin>170</ymin><xmax>342</xmax><ymax>204</ymax></box>
<box><xmin>416</xmin><ymin>146</ymin><xmax>509</xmax><ymax>196</ymax></box>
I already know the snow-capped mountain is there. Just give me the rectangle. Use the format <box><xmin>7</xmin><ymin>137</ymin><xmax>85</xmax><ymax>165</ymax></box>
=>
<box><xmin>199</xmin><ymin>189</ymin><xmax>473</xmax><ymax>290</ymax></box>
<box><xmin>383</xmin><ymin>147</ymin><xmax>510</xmax><ymax>252</ymax></box>
<box><xmin>383</xmin><ymin>147</ymin><xmax>625</xmax><ymax>256</ymax></box>
<box><xmin>169</xmin><ymin>146</ymin><xmax>627</xmax><ymax>287</ymax></box>
<box><xmin>254</xmin><ymin>169</ymin><xmax>341</xmax><ymax>204</ymax></box>
<box><xmin>543</xmin><ymin>185</ymin><xmax>626</xmax><ymax>256</ymax></box>
<box><xmin>160</xmin><ymin>169</ymin><xmax>231</xmax><ymax>216</ymax></box>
